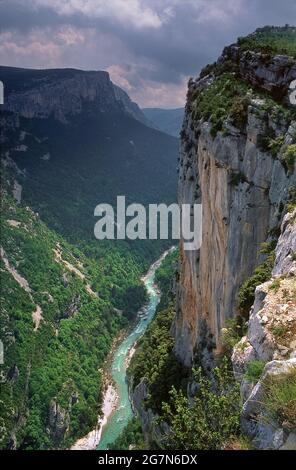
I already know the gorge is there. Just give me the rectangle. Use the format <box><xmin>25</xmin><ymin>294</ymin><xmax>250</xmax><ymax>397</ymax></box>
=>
<box><xmin>1</xmin><ymin>25</ymin><xmax>296</xmax><ymax>452</ymax></box>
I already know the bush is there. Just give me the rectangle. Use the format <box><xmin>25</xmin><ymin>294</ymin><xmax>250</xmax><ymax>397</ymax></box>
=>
<box><xmin>283</xmin><ymin>144</ymin><xmax>296</xmax><ymax>170</ymax></box>
<box><xmin>191</xmin><ymin>73</ymin><xmax>250</xmax><ymax>137</ymax></box>
<box><xmin>159</xmin><ymin>358</ymin><xmax>241</xmax><ymax>450</ymax></box>
<box><xmin>245</xmin><ymin>360</ymin><xmax>266</xmax><ymax>382</ymax></box>
<box><xmin>221</xmin><ymin>318</ymin><xmax>246</xmax><ymax>353</ymax></box>
<box><xmin>230</xmin><ymin>171</ymin><xmax>248</xmax><ymax>186</ymax></box>
<box><xmin>238</xmin><ymin>252</ymin><xmax>275</xmax><ymax>316</ymax></box>
<box><xmin>286</xmin><ymin>185</ymin><xmax>296</xmax><ymax>213</ymax></box>
<box><xmin>229</xmin><ymin>96</ymin><xmax>249</xmax><ymax>129</ymax></box>
<box><xmin>268</xmin><ymin>135</ymin><xmax>285</xmax><ymax>158</ymax></box>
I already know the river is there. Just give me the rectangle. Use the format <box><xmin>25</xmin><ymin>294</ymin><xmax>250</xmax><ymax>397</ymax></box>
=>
<box><xmin>95</xmin><ymin>249</ymin><xmax>172</xmax><ymax>450</ymax></box>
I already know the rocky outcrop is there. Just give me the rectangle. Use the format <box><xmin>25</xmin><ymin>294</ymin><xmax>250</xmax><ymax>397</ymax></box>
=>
<box><xmin>49</xmin><ymin>400</ymin><xmax>70</xmax><ymax>443</ymax></box>
<box><xmin>232</xmin><ymin>210</ymin><xmax>296</xmax><ymax>449</ymax></box>
<box><xmin>220</xmin><ymin>44</ymin><xmax>296</xmax><ymax>101</ymax></box>
<box><xmin>240</xmin><ymin>359</ymin><xmax>296</xmax><ymax>449</ymax></box>
<box><xmin>174</xmin><ymin>42</ymin><xmax>296</xmax><ymax>368</ymax></box>
<box><xmin>131</xmin><ymin>378</ymin><xmax>169</xmax><ymax>445</ymax></box>
<box><xmin>131</xmin><ymin>379</ymin><xmax>155</xmax><ymax>437</ymax></box>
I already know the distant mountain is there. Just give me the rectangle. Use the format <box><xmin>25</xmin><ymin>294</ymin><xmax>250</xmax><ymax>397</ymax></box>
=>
<box><xmin>142</xmin><ymin>107</ymin><xmax>184</xmax><ymax>137</ymax></box>
<box><xmin>0</xmin><ymin>66</ymin><xmax>149</xmax><ymax>125</ymax></box>
<box><xmin>0</xmin><ymin>66</ymin><xmax>178</xmax><ymax>243</ymax></box>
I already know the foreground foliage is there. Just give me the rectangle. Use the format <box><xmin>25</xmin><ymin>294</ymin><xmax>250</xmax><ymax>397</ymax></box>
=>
<box><xmin>159</xmin><ymin>359</ymin><xmax>241</xmax><ymax>450</ymax></box>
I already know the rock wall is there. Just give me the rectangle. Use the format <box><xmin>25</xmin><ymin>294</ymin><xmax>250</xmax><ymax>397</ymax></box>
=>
<box><xmin>2</xmin><ymin>68</ymin><xmax>147</xmax><ymax>124</ymax></box>
<box><xmin>174</xmin><ymin>47</ymin><xmax>296</xmax><ymax>367</ymax></box>
<box><xmin>232</xmin><ymin>210</ymin><xmax>296</xmax><ymax>449</ymax></box>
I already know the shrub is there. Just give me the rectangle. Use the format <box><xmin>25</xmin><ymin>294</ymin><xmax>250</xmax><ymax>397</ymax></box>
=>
<box><xmin>238</xmin><ymin>252</ymin><xmax>275</xmax><ymax>316</ymax></box>
<box><xmin>286</xmin><ymin>185</ymin><xmax>296</xmax><ymax>213</ymax></box>
<box><xmin>221</xmin><ymin>317</ymin><xmax>246</xmax><ymax>352</ymax></box>
<box><xmin>269</xmin><ymin>277</ymin><xmax>281</xmax><ymax>292</ymax></box>
<box><xmin>159</xmin><ymin>358</ymin><xmax>241</xmax><ymax>450</ymax></box>
<box><xmin>268</xmin><ymin>135</ymin><xmax>285</xmax><ymax>158</ymax></box>
<box><xmin>245</xmin><ymin>360</ymin><xmax>266</xmax><ymax>382</ymax></box>
<box><xmin>191</xmin><ymin>73</ymin><xmax>249</xmax><ymax>137</ymax></box>
<box><xmin>229</xmin><ymin>96</ymin><xmax>249</xmax><ymax>129</ymax></box>
<box><xmin>283</xmin><ymin>144</ymin><xmax>296</xmax><ymax>170</ymax></box>
<box><xmin>230</xmin><ymin>171</ymin><xmax>248</xmax><ymax>186</ymax></box>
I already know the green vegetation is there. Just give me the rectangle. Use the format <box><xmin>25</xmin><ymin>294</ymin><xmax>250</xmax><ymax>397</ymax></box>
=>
<box><xmin>268</xmin><ymin>135</ymin><xmax>285</xmax><ymax>158</ymax></box>
<box><xmin>283</xmin><ymin>144</ymin><xmax>296</xmax><ymax>170</ymax></box>
<box><xmin>108</xmin><ymin>418</ymin><xmax>145</xmax><ymax>450</ymax></box>
<box><xmin>159</xmin><ymin>359</ymin><xmax>241</xmax><ymax>450</ymax></box>
<box><xmin>237</xmin><ymin>26</ymin><xmax>296</xmax><ymax>58</ymax></box>
<box><xmin>190</xmin><ymin>74</ymin><xmax>250</xmax><ymax>137</ymax></box>
<box><xmin>229</xmin><ymin>171</ymin><xmax>248</xmax><ymax>186</ymax></box>
<box><xmin>154</xmin><ymin>248</ymin><xmax>179</xmax><ymax>308</ymax></box>
<box><xmin>238</xmin><ymin>252</ymin><xmax>275</xmax><ymax>316</ymax></box>
<box><xmin>270</xmin><ymin>324</ymin><xmax>286</xmax><ymax>339</ymax></box>
<box><xmin>286</xmin><ymin>185</ymin><xmax>296</xmax><ymax>213</ymax></box>
<box><xmin>129</xmin><ymin>304</ymin><xmax>188</xmax><ymax>413</ymax></box>
<box><xmin>269</xmin><ymin>277</ymin><xmax>282</xmax><ymax>292</ymax></box>
<box><xmin>0</xmin><ymin>189</ymin><xmax>150</xmax><ymax>449</ymax></box>
<box><xmin>221</xmin><ymin>318</ymin><xmax>246</xmax><ymax>353</ymax></box>
<box><xmin>262</xmin><ymin>368</ymin><xmax>296</xmax><ymax>429</ymax></box>
<box><xmin>245</xmin><ymin>360</ymin><xmax>266</xmax><ymax>382</ymax></box>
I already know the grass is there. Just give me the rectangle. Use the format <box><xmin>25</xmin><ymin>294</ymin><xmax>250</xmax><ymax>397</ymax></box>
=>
<box><xmin>269</xmin><ymin>277</ymin><xmax>282</xmax><ymax>292</ymax></box>
<box><xmin>237</xmin><ymin>26</ymin><xmax>296</xmax><ymax>58</ymax></box>
<box><xmin>263</xmin><ymin>367</ymin><xmax>296</xmax><ymax>429</ymax></box>
<box><xmin>270</xmin><ymin>324</ymin><xmax>286</xmax><ymax>339</ymax></box>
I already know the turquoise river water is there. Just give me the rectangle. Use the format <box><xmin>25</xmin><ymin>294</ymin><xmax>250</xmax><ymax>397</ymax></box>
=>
<box><xmin>97</xmin><ymin>250</ymin><xmax>171</xmax><ymax>450</ymax></box>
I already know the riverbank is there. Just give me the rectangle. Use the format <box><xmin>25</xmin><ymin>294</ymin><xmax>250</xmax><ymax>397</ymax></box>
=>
<box><xmin>71</xmin><ymin>384</ymin><xmax>118</xmax><ymax>450</ymax></box>
<box><xmin>71</xmin><ymin>249</ymin><xmax>173</xmax><ymax>450</ymax></box>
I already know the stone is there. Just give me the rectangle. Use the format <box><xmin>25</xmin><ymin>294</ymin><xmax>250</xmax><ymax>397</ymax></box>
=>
<box><xmin>280</xmin><ymin>432</ymin><xmax>296</xmax><ymax>450</ymax></box>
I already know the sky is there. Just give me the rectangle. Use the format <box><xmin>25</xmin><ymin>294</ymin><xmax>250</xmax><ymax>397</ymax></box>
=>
<box><xmin>0</xmin><ymin>0</ymin><xmax>295</xmax><ymax>108</ymax></box>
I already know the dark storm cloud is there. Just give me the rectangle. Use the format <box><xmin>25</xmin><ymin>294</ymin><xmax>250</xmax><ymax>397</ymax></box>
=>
<box><xmin>0</xmin><ymin>0</ymin><xmax>295</xmax><ymax>106</ymax></box>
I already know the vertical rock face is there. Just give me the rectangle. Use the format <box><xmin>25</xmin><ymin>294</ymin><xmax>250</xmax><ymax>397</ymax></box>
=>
<box><xmin>174</xmin><ymin>41</ymin><xmax>296</xmax><ymax>367</ymax></box>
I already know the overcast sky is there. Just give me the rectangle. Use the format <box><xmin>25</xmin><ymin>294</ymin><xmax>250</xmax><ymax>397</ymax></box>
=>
<box><xmin>0</xmin><ymin>0</ymin><xmax>295</xmax><ymax>107</ymax></box>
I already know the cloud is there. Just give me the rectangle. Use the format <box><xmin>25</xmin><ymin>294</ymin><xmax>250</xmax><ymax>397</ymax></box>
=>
<box><xmin>0</xmin><ymin>0</ymin><xmax>295</xmax><ymax>107</ymax></box>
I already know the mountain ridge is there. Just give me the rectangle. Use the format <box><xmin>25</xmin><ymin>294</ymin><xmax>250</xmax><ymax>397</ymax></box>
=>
<box><xmin>0</xmin><ymin>65</ymin><xmax>148</xmax><ymax>125</ymax></box>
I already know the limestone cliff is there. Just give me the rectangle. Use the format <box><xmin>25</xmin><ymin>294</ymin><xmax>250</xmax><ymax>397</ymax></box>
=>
<box><xmin>174</xmin><ymin>31</ymin><xmax>296</xmax><ymax>367</ymax></box>
<box><xmin>1</xmin><ymin>66</ymin><xmax>147</xmax><ymax>124</ymax></box>
<box><xmin>232</xmin><ymin>209</ymin><xmax>296</xmax><ymax>449</ymax></box>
